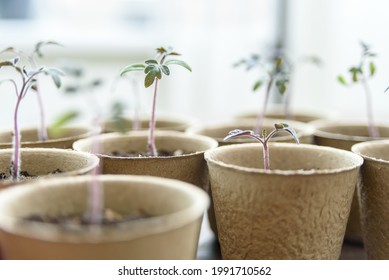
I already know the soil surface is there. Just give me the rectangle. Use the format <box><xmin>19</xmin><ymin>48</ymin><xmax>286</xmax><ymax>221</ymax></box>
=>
<box><xmin>25</xmin><ymin>208</ymin><xmax>151</xmax><ymax>226</ymax></box>
<box><xmin>0</xmin><ymin>169</ymin><xmax>62</xmax><ymax>180</ymax></box>
<box><xmin>108</xmin><ymin>149</ymin><xmax>187</xmax><ymax>157</ymax></box>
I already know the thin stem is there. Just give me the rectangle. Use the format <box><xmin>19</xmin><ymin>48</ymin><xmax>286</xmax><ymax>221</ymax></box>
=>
<box><xmin>148</xmin><ymin>78</ymin><xmax>158</xmax><ymax>156</ymax></box>
<box><xmin>262</xmin><ymin>141</ymin><xmax>270</xmax><ymax>171</ymax></box>
<box><xmin>361</xmin><ymin>76</ymin><xmax>379</xmax><ymax>138</ymax></box>
<box><xmin>12</xmin><ymin>91</ymin><xmax>24</xmax><ymax>181</ymax></box>
<box><xmin>87</xmin><ymin>117</ymin><xmax>103</xmax><ymax>225</ymax></box>
<box><xmin>255</xmin><ymin>77</ymin><xmax>274</xmax><ymax>133</ymax></box>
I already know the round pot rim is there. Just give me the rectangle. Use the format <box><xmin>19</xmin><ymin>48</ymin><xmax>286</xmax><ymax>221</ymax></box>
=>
<box><xmin>0</xmin><ymin>147</ymin><xmax>100</xmax><ymax>179</ymax></box>
<box><xmin>0</xmin><ymin>125</ymin><xmax>98</xmax><ymax>146</ymax></box>
<box><xmin>205</xmin><ymin>142</ymin><xmax>363</xmax><ymax>176</ymax></box>
<box><xmin>0</xmin><ymin>175</ymin><xmax>209</xmax><ymax>243</ymax></box>
<box><xmin>186</xmin><ymin>118</ymin><xmax>315</xmax><ymax>143</ymax></box>
<box><xmin>73</xmin><ymin>130</ymin><xmax>218</xmax><ymax>160</ymax></box>
<box><xmin>312</xmin><ymin>120</ymin><xmax>389</xmax><ymax>142</ymax></box>
<box><xmin>352</xmin><ymin>139</ymin><xmax>389</xmax><ymax>165</ymax></box>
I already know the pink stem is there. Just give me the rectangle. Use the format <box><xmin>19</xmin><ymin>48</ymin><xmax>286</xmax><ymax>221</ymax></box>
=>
<box><xmin>361</xmin><ymin>77</ymin><xmax>379</xmax><ymax>138</ymax></box>
<box><xmin>12</xmin><ymin>93</ymin><xmax>23</xmax><ymax>181</ymax></box>
<box><xmin>88</xmin><ymin>118</ymin><xmax>103</xmax><ymax>224</ymax></box>
<box><xmin>255</xmin><ymin>78</ymin><xmax>274</xmax><ymax>134</ymax></box>
<box><xmin>262</xmin><ymin>141</ymin><xmax>270</xmax><ymax>171</ymax></box>
<box><xmin>148</xmin><ymin>78</ymin><xmax>158</xmax><ymax>156</ymax></box>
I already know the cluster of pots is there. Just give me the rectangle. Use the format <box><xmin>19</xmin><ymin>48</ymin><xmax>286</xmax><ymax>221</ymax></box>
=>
<box><xmin>0</xmin><ymin>109</ymin><xmax>388</xmax><ymax>260</ymax></box>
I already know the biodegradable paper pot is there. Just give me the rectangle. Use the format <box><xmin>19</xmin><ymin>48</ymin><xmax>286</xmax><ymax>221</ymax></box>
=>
<box><xmin>0</xmin><ymin>148</ymin><xmax>99</xmax><ymax>186</ymax></box>
<box><xmin>187</xmin><ymin>119</ymin><xmax>315</xmax><ymax>146</ymax></box>
<box><xmin>102</xmin><ymin>114</ymin><xmax>197</xmax><ymax>133</ymax></box>
<box><xmin>73</xmin><ymin>131</ymin><xmax>218</xmax><ymax>187</ymax></box>
<box><xmin>205</xmin><ymin>143</ymin><xmax>363</xmax><ymax>260</ymax></box>
<box><xmin>0</xmin><ymin>126</ymin><xmax>95</xmax><ymax>149</ymax></box>
<box><xmin>0</xmin><ymin>175</ymin><xmax>209</xmax><ymax>259</ymax></box>
<box><xmin>352</xmin><ymin>140</ymin><xmax>389</xmax><ymax>259</ymax></box>
<box><xmin>313</xmin><ymin>121</ymin><xmax>389</xmax><ymax>244</ymax></box>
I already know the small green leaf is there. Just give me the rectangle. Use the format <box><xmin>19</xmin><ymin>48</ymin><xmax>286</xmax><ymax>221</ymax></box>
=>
<box><xmin>276</xmin><ymin>79</ymin><xmax>288</xmax><ymax>94</ymax></box>
<box><xmin>156</xmin><ymin>47</ymin><xmax>167</xmax><ymax>54</ymax></box>
<box><xmin>49</xmin><ymin>111</ymin><xmax>79</xmax><ymax>137</ymax></box>
<box><xmin>145</xmin><ymin>59</ymin><xmax>158</xmax><ymax>65</ymax></box>
<box><xmin>369</xmin><ymin>61</ymin><xmax>376</xmax><ymax>76</ymax></box>
<box><xmin>144</xmin><ymin>64</ymin><xmax>156</xmax><ymax>74</ymax></box>
<box><xmin>120</xmin><ymin>64</ymin><xmax>146</xmax><ymax>76</ymax></box>
<box><xmin>164</xmin><ymin>59</ymin><xmax>192</xmax><ymax>72</ymax></box>
<box><xmin>168</xmin><ymin>52</ymin><xmax>181</xmax><ymax>56</ymax></box>
<box><xmin>34</xmin><ymin>41</ymin><xmax>63</xmax><ymax>58</ymax></box>
<box><xmin>252</xmin><ymin>80</ymin><xmax>263</xmax><ymax>91</ymax></box>
<box><xmin>352</xmin><ymin>72</ymin><xmax>358</xmax><ymax>82</ymax></box>
<box><xmin>161</xmin><ymin>65</ymin><xmax>170</xmax><ymax>75</ymax></box>
<box><xmin>337</xmin><ymin>75</ymin><xmax>347</xmax><ymax>85</ymax></box>
<box><xmin>145</xmin><ymin>72</ymin><xmax>157</xmax><ymax>88</ymax></box>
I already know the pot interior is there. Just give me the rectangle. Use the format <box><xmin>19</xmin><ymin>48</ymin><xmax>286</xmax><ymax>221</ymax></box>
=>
<box><xmin>352</xmin><ymin>140</ymin><xmax>389</xmax><ymax>161</ymax></box>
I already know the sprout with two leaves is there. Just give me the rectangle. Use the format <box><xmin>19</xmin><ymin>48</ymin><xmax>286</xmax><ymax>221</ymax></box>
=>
<box><xmin>337</xmin><ymin>42</ymin><xmax>379</xmax><ymax>138</ymax></box>
<box><xmin>224</xmin><ymin>123</ymin><xmax>299</xmax><ymax>171</ymax></box>
<box><xmin>0</xmin><ymin>57</ymin><xmax>63</xmax><ymax>181</ymax></box>
<box><xmin>234</xmin><ymin>51</ymin><xmax>289</xmax><ymax>133</ymax></box>
<box><xmin>120</xmin><ymin>47</ymin><xmax>192</xmax><ymax>156</ymax></box>
<box><xmin>1</xmin><ymin>41</ymin><xmax>63</xmax><ymax>141</ymax></box>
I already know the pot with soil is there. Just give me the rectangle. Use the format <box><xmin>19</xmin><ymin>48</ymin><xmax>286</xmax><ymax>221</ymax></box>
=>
<box><xmin>0</xmin><ymin>126</ymin><xmax>96</xmax><ymax>149</ymax></box>
<box><xmin>0</xmin><ymin>148</ymin><xmax>99</xmax><ymax>186</ymax></box>
<box><xmin>187</xmin><ymin>118</ymin><xmax>315</xmax><ymax>146</ymax></box>
<box><xmin>205</xmin><ymin>142</ymin><xmax>363</xmax><ymax>259</ymax></box>
<box><xmin>313</xmin><ymin>120</ymin><xmax>389</xmax><ymax>244</ymax></box>
<box><xmin>351</xmin><ymin>140</ymin><xmax>389</xmax><ymax>259</ymax></box>
<box><xmin>73</xmin><ymin>130</ymin><xmax>218</xmax><ymax>188</ymax></box>
<box><xmin>0</xmin><ymin>175</ymin><xmax>209</xmax><ymax>259</ymax></box>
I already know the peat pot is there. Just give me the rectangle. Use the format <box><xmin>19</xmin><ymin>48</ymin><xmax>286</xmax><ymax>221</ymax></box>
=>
<box><xmin>205</xmin><ymin>143</ymin><xmax>363</xmax><ymax>259</ymax></box>
<box><xmin>0</xmin><ymin>148</ymin><xmax>99</xmax><ymax>187</ymax></box>
<box><xmin>352</xmin><ymin>140</ymin><xmax>389</xmax><ymax>259</ymax></box>
<box><xmin>73</xmin><ymin>130</ymin><xmax>218</xmax><ymax>188</ymax></box>
<box><xmin>0</xmin><ymin>175</ymin><xmax>209</xmax><ymax>259</ymax></box>
<box><xmin>313</xmin><ymin>121</ymin><xmax>389</xmax><ymax>243</ymax></box>
<box><xmin>0</xmin><ymin>126</ymin><xmax>95</xmax><ymax>149</ymax></box>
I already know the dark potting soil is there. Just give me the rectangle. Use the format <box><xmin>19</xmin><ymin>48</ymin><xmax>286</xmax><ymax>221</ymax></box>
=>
<box><xmin>0</xmin><ymin>169</ymin><xmax>63</xmax><ymax>180</ymax></box>
<box><xmin>107</xmin><ymin>149</ymin><xmax>186</xmax><ymax>157</ymax></box>
<box><xmin>25</xmin><ymin>208</ymin><xmax>151</xmax><ymax>227</ymax></box>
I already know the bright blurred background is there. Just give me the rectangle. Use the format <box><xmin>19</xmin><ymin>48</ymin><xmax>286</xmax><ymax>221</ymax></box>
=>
<box><xmin>1</xmin><ymin>0</ymin><xmax>389</xmax><ymax>130</ymax></box>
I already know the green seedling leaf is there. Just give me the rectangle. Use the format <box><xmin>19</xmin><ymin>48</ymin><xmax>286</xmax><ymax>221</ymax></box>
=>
<box><xmin>252</xmin><ymin>80</ymin><xmax>263</xmax><ymax>91</ymax></box>
<box><xmin>276</xmin><ymin>79</ymin><xmax>288</xmax><ymax>94</ymax></box>
<box><xmin>164</xmin><ymin>59</ymin><xmax>192</xmax><ymax>72</ymax></box>
<box><xmin>145</xmin><ymin>71</ymin><xmax>158</xmax><ymax>88</ymax></box>
<box><xmin>156</xmin><ymin>47</ymin><xmax>167</xmax><ymax>54</ymax></box>
<box><xmin>145</xmin><ymin>59</ymin><xmax>158</xmax><ymax>65</ymax></box>
<box><xmin>161</xmin><ymin>65</ymin><xmax>170</xmax><ymax>75</ymax></box>
<box><xmin>34</xmin><ymin>41</ymin><xmax>64</xmax><ymax>58</ymax></box>
<box><xmin>337</xmin><ymin>75</ymin><xmax>347</xmax><ymax>85</ymax></box>
<box><xmin>49</xmin><ymin>111</ymin><xmax>79</xmax><ymax>137</ymax></box>
<box><xmin>369</xmin><ymin>61</ymin><xmax>376</xmax><ymax>76</ymax></box>
<box><xmin>120</xmin><ymin>64</ymin><xmax>146</xmax><ymax>76</ymax></box>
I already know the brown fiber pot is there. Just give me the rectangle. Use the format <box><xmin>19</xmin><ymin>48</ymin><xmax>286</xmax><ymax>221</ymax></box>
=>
<box><xmin>187</xmin><ymin>119</ymin><xmax>315</xmax><ymax>146</ymax></box>
<box><xmin>0</xmin><ymin>126</ymin><xmax>96</xmax><ymax>149</ymax></box>
<box><xmin>73</xmin><ymin>131</ymin><xmax>218</xmax><ymax>188</ymax></box>
<box><xmin>0</xmin><ymin>175</ymin><xmax>209</xmax><ymax>259</ymax></box>
<box><xmin>313</xmin><ymin>121</ymin><xmax>389</xmax><ymax>244</ymax></box>
<box><xmin>102</xmin><ymin>114</ymin><xmax>197</xmax><ymax>133</ymax></box>
<box><xmin>0</xmin><ymin>148</ymin><xmax>99</xmax><ymax>187</ymax></box>
<box><xmin>205</xmin><ymin>143</ymin><xmax>363</xmax><ymax>259</ymax></box>
<box><xmin>352</xmin><ymin>140</ymin><xmax>389</xmax><ymax>259</ymax></box>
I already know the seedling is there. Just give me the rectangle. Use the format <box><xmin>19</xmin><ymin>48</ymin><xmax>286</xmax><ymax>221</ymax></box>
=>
<box><xmin>120</xmin><ymin>47</ymin><xmax>192</xmax><ymax>156</ymax></box>
<box><xmin>234</xmin><ymin>50</ymin><xmax>289</xmax><ymax>132</ymax></box>
<box><xmin>1</xmin><ymin>41</ymin><xmax>63</xmax><ymax>141</ymax></box>
<box><xmin>224</xmin><ymin>123</ymin><xmax>299</xmax><ymax>171</ymax></box>
<box><xmin>337</xmin><ymin>42</ymin><xmax>379</xmax><ymax>138</ymax></box>
<box><xmin>0</xmin><ymin>57</ymin><xmax>63</xmax><ymax>181</ymax></box>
